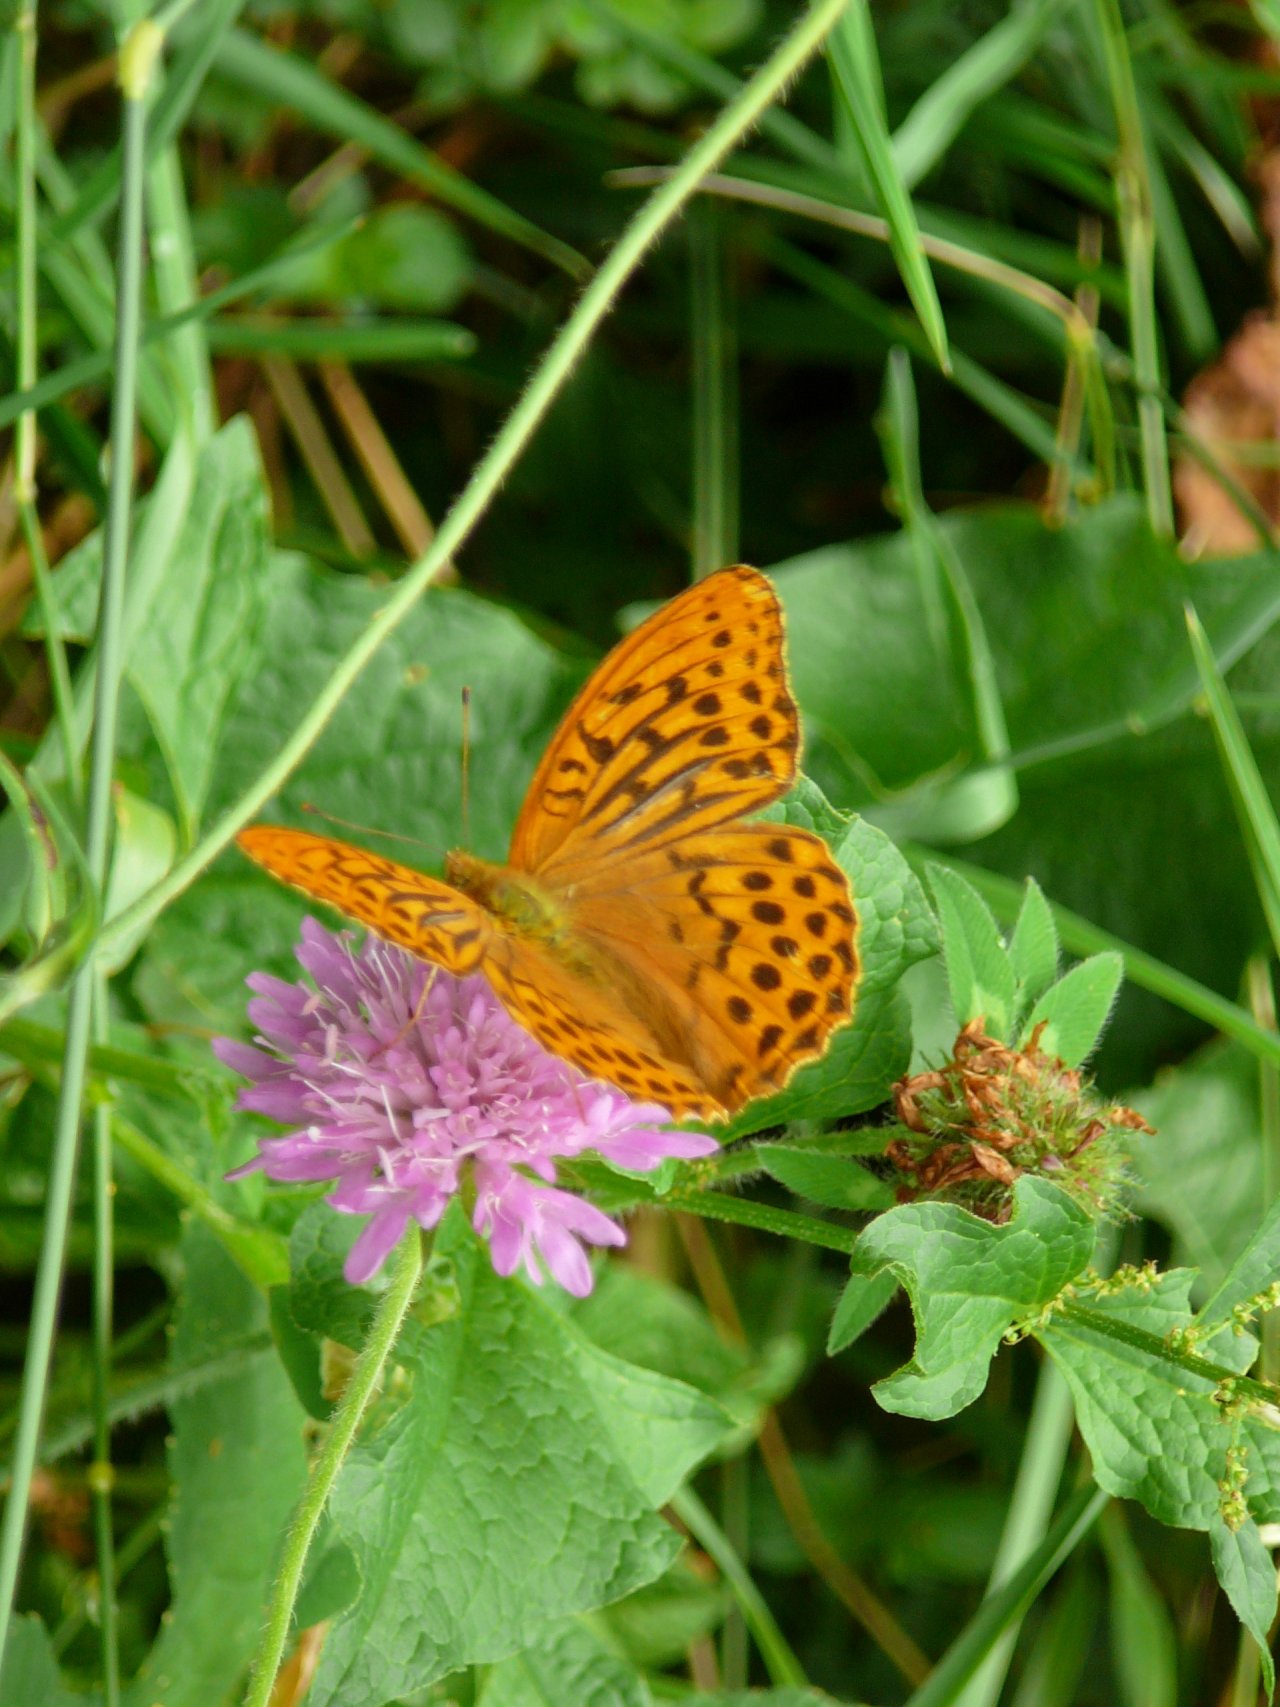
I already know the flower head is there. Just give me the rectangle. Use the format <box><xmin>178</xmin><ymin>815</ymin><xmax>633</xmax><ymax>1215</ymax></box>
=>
<box><xmin>216</xmin><ymin>919</ymin><xmax>718</xmax><ymax>1294</ymax></box>
<box><xmin>886</xmin><ymin>1018</ymin><xmax>1152</xmax><ymax>1218</ymax></box>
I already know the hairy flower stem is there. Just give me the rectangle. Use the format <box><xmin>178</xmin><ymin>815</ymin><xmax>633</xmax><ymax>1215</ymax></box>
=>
<box><xmin>242</xmin><ymin>1227</ymin><xmax>425</xmax><ymax>1707</ymax></box>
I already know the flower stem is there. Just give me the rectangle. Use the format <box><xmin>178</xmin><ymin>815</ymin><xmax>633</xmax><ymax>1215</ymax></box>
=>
<box><xmin>94</xmin><ymin>0</ymin><xmax>852</xmax><ymax>964</ymax></box>
<box><xmin>241</xmin><ymin>1227</ymin><xmax>424</xmax><ymax>1707</ymax></box>
<box><xmin>0</xmin><ymin>23</ymin><xmax>156</xmax><ymax>1669</ymax></box>
<box><xmin>672</xmin><ymin>1486</ymin><xmax>809</xmax><ymax>1689</ymax></box>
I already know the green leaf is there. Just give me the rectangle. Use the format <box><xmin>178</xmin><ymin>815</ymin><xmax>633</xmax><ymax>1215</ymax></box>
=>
<box><xmin>127</xmin><ymin>419</ymin><xmax>272</xmax><ymax>837</ymax></box>
<box><xmin>828</xmin><ymin>1267</ymin><xmax>900</xmax><ymax>1355</ymax></box>
<box><xmin>479</xmin><ymin>1620</ymin><xmax>651</xmax><ymax>1707</ymax></box>
<box><xmin>852</xmin><ymin>1176</ymin><xmax>1096</xmax><ymax>1419</ymax></box>
<box><xmin>757</xmin><ymin>1143</ymin><xmax>894</xmax><ymax>1211</ymax></box>
<box><xmin>926</xmin><ymin>863</ymin><xmax>1016</xmax><ymax>1038</ymax></box>
<box><xmin>1186</xmin><ymin>599</ymin><xmax>1280</xmax><ymax>960</ymax></box>
<box><xmin>306</xmin><ymin>1213</ymin><xmax>734</xmax><ymax>1704</ymax></box>
<box><xmin>1196</xmin><ymin>1188</ymin><xmax>1280</xmax><ymax>1339</ymax></box>
<box><xmin>135</xmin><ymin>560</ymin><xmax>586</xmax><ymax>1029</ymax></box>
<box><xmin>1129</xmin><ymin>1043</ymin><xmax>1265</xmax><ymax>1292</ymax></box>
<box><xmin>576</xmin><ymin>1263</ymin><xmax>802</xmax><ymax>1449</ymax></box>
<box><xmin>826</xmin><ymin>6</ymin><xmax>950</xmax><ymax>371</ymax></box>
<box><xmin>1021</xmin><ymin>952</ymin><xmax>1123</xmax><ymax>1066</ymax></box>
<box><xmin>1210</xmin><ymin>1514</ymin><xmax>1277</xmax><ymax>1700</ymax></box>
<box><xmin>0</xmin><ymin>1617</ymin><xmax>81</xmax><ymax>1707</ymax></box>
<box><xmin>1039</xmin><ymin>1273</ymin><xmax>1280</xmax><ymax>1531</ymax></box>
<box><xmin>128</xmin><ymin>1225</ymin><xmax>308</xmax><ymax>1707</ymax></box>
<box><xmin>100</xmin><ymin>786</ymin><xmax>177</xmax><ymax>973</ymax></box>
<box><xmin>287</xmin><ymin>1203</ymin><xmax>378</xmax><ymax>1352</ymax></box>
<box><xmin>1008</xmin><ymin>877</ymin><xmax>1060</xmax><ymax>1011</ymax></box>
<box><xmin>271</xmin><ymin>203</ymin><xmax>473</xmax><ymax>313</ymax></box>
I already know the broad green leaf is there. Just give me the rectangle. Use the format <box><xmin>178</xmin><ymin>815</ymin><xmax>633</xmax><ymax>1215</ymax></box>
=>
<box><xmin>479</xmin><ymin>1620</ymin><xmax>651</xmax><ymax>1707</ymax></box>
<box><xmin>127</xmin><ymin>419</ymin><xmax>271</xmax><ymax>837</ymax></box>
<box><xmin>756</xmin><ymin>1143</ymin><xmax>893</xmax><ymax>1211</ymax></box>
<box><xmin>879</xmin><ymin>350</ymin><xmax>1016</xmax><ymax>845</ymax></box>
<box><xmin>135</xmin><ymin>558</ymin><xmax>586</xmax><ymax>1029</ymax></box>
<box><xmin>575</xmin><ymin>1263</ymin><xmax>802</xmax><ymax>1448</ymax></box>
<box><xmin>927</xmin><ymin>863</ymin><xmax>1016</xmax><ymax>1037</ymax></box>
<box><xmin>1008</xmin><ymin>877</ymin><xmax>1059</xmax><ymax>1011</ymax></box>
<box><xmin>1021</xmin><ymin>952</ymin><xmax>1123</xmax><ymax>1066</ymax></box>
<box><xmin>126</xmin><ymin>1225</ymin><xmax>308</xmax><ymax>1707</ymax></box>
<box><xmin>270</xmin><ymin>202</ymin><xmax>473</xmax><ymax>312</ymax></box>
<box><xmin>1128</xmin><ymin>1043</ymin><xmax>1263</xmax><ymax>1291</ymax></box>
<box><xmin>100</xmin><ymin>786</ymin><xmax>177</xmax><ymax>973</ymax></box>
<box><xmin>1210</xmin><ymin>1514</ymin><xmax>1277</xmax><ymax>1700</ymax></box>
<box><xmin>828</xmin><ymin>1267</ymin><xmax>899</xmax><ymax>1355</ymax></box>
<box><xmin>852</xmin><ymin>1176</ymin><xmax>1096</xmax><ymax>1418</ymax></box>
<box><xmin>0</xmin><ymin>1617</ymin><xmax>84</xmax><ymax>1707</ymax></box>
<box><xmin>1196</xmin><ymin>1188</ymin><xmax>1280</xmax><ymax>1339</ymax></box>
<box><xmin>1039</xmin><ymin>1272</ymin><xmax>1280</xmax><ymax>1531</ymax></box>
<box><xmin>598</xmin><ymin>1557</ymin><xmax>725</xmax><ymax>1669</ymax></box>
<box><xmin>288</xmin><ymin>1203</ymin><xmax>378</xmax><ymax>1352</ymax></box>
<box><xmin>307</xmin><ymin>1212</ymin><xmax>733</xmax><ymax>1704</ymax></box>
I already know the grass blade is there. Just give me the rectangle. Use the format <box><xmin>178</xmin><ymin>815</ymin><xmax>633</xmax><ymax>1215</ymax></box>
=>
<box><xmin>826</xmin><ymin>3</ymin><xmax>951</xmax><ymax>373</ymax></box>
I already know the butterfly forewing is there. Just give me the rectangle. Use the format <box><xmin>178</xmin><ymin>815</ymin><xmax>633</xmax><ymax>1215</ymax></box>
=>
<box><xmin>236</xmin><ymin>827</ymin><xmax>493</xmax><ymax>975</ymax></box>
<box><xmin>510</xmin><ymin>567</ymin><xmax>799</xmax><ymax>877</ymax></box>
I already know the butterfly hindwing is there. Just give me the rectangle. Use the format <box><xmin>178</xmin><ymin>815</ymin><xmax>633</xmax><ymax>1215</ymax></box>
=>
<box><xmin>510</xmin><ymin>567</ymin><xmax>799</xmax><ymax>877</ymax></box>
<box><xmin>565</xmin><ymin>824</ymin><xmax>857</xmax><ymax>1110</ymax></box>
<box><xmin>236</xmin><ymin>827</ymin><xmax>493</xmax><ymax>976</ymax></box>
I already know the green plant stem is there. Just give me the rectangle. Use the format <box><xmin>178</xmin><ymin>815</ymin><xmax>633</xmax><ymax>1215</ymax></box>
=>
<box><xmin>671</xmin><ymin>1189</ymin><xmax>860</xmax><ymax>1253</ymax></box>
<box><xmin>1056</xmin><ymin>1303</ymin><xmax>1277</xmax><ymax>1402</ymax></box>
<box><xmin>954</xmin><ymin>1360</ymin><xmax>1076</xmax><ymax>1707</ymax></box>
<box><xmin>93</xmin><ymin>0</ymin><xmax>852</xmax><ymax>967</ymax></box>
<box><xmin>88</xmin><ymin>975</ymin><xmax>119</xmax><ymax>1707</ymax></box>
<box><xmin>905</xmin><ymin>1485</ymin><xmax>1108</xmax><ymax>1707</ymax></box>
<box><xmin>241</xmin><ymin>1227</ymin><xmax>424</xmax><ymax>1707</ymax></box>
<box><xmin>0</xmin><ymin>29</ymin><xmax>157</xmax><ymax>1669</ymax></box>
<box><xmin>12</xmin><ymin>0</ymin><xmax>79</xmax><ymax>807</ymax></box>
<box><xmin>1094</xmin><ymin>0</ymin><xmax>1173</xmax><ymax>534</ymax></box>
<box><xmin>672</xmin><ymin>1487</ymin><xmax>808</xmax><ymax>1688</ymax></box>
<box><xmin>909</xmin><ymin>846</ymin><xmax>1280</xmax><ymax>1072</ymax></box>
<box><xmin>690</xmin><ymin>200</ymin><xmax>738</xmax><ymax>580</ymax></box>
<box><xmin>1247</xmin><ymin>958</ymin><xmax>1280</xmax><ymax>1383</ymax></box>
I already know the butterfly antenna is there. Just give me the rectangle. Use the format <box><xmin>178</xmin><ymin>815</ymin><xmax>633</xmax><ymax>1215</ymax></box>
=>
<box><xmin>460</xmin><ymin>686</ymin><xmax>472</xmax><ymax>846</ymax></box>
<box><xmin>299</xmin><ymin>801</ymin><xmax>433</xmax><ymax>853</ymax></box>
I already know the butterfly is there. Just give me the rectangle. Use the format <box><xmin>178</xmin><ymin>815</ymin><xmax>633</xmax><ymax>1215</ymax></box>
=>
<box><xmin>237</xmin><ymin>566</ymin><xmax>858</xmax><ymax>1120</ymax></box>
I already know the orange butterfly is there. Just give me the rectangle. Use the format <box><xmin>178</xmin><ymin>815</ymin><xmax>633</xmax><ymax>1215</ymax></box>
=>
<box><xmin>237</xmin><ymin>566</ymin><xmax>858</xmax><ymax>1120</ymax></box>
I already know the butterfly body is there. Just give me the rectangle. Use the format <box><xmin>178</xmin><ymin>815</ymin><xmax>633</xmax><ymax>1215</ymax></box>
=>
<box><xmin>238</xmin><ymin>566</ymin><xmax>859</xmax><ymax>1120</ymax></box>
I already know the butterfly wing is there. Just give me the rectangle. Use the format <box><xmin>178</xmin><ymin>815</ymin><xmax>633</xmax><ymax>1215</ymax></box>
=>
<box><xmin>510</xmin><ymin>566</ymin><xmax>799</xmax><ymax>877</ymax></box>
<box><xmin>237</xmin><ymin>826</ymin><xmax>720</xmax><ymax>1116</ymax></box>
<box><xmin>236</xmin><ymin>827</ymin><xmax>493</xmax><ymax>975</ymax></box>
<box><xmin>564</xmin><ymin>824</ymin><xmax>858</xmax><ymax>1111</ymax></box>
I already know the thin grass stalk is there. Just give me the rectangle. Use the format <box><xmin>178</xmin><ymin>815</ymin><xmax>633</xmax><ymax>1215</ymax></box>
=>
<box><xmin>905</xmin><ymin>1486</ymin><xmax>1109</xmax><ymax>1707</ymax></box>
<box><xmin>13</xmin><ymin>0</ymin><xmax>78</xmax><ymax>805</ymax></box>
<box><xmin>0</xmin><ymin>21</ymin><xmax>162</xmax><ymax>1667</ymax></box>
<box><xmin>88</xmin><ymin>969</ymin><xmax>119</xmax><ymax>1706</ymax></box>
<box><xmin>953</xmin><ymin>1361</ymin><xmax>1076</xmax><ymax>1707</ymax></box>
<box><xmin>1247</xmin><ymin>958</ymin><xmax>1280</xmax><ymax>1384</ymax></box>
<box><xmin>241</xmin><ymin>1226</ymin><xmax>424</xmax><ymax>1707</ymax></box>
<box><xmin>672</xmin><ymin>1487</ymin><xmax>809</xmax><ymax>1688</ymax></box>
<box><xmin>690</xmin><ymin>199</ymin><xmax>739</xmax><ymax>581</ymax></box>
<box><xmin>1093</xmin><ymin>0</ymin><xmax>1173</xmax><ymax>534</ymax></box>
<box><xmin>93</xmin><ymin>0</ymin><xmax>854</xmax><ymax>967</ymax></box>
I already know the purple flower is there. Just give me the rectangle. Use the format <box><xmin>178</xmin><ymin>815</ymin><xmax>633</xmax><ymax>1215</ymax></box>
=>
<box><xmin>215</xmin><ymin>919</ymin><xmax>718</xmax><ymax>1295</ymax></box>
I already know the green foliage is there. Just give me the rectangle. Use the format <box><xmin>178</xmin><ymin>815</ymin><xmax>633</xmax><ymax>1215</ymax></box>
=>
<box><xmin>8</xmin><ymin>0</ymin><xmax>1280</xmax><ymax>1701</ymax></box>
